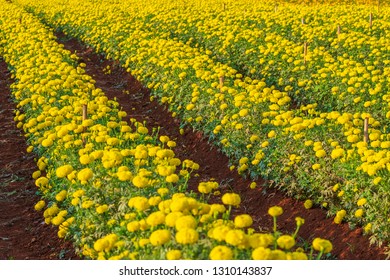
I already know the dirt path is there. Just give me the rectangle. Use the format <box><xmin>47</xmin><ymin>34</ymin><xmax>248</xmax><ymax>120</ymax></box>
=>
<box><xmin>0</xmin><ymin>59</ymin><xmax>77</xmax><ymax>260</ymax></box>
<box><xmin>54</xmin><ymin>33</ymin><xmax>388</xmax><ymax>260</ymax></box>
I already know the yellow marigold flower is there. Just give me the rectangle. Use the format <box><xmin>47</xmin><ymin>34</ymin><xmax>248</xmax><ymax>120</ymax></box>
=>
<box><xmin>79</xmin><ymin>154</ymin><xmax>92</xmax><ymax>165</ymax></box>
<box><xmin>170</xmin><ymin>197</ymin><xmax>189</xmax><ymax>212</ymax></box>
<box><xmin>129</xmin><ymin>196</ymin><xmax>150</xmax><ymax>212</ymax></box>
<box><xmin>117</xmin><ymin>170</ymin><xmax>133</xmax><ymax>181</ymax></box>
<box><xmin>137</xmin><ymin>126</ymin><xmax>148</xmax><ymax>135</ymax></box>
<box><xmin>209</xmin><ymin>245</ymin><xmax>233</xmax><ymax>260</ymax></box>
<box><xmin>150</xmin><ymin>229</ymin><xmax>171</xmax><ymax>246</ymax></box>
<box><xmin>277</xmin><ymin>235</ymin><xmax>295</xmax><ymax>250</ymax></box>
<box><xmin>304</xmin><ymin>199</ymin><xmax>313</xmax><ymax>209</ymax></box>
<box><xmin>249</xmin><ymin>182</ymin><xmax>257</xmax><ymax>189</ymax></box>
<box><xmin>175</xmin><ymin>228</ymin><xmax>199</xmax><ymax>244</ymax></box>
<box><xmin>208</xmin><ymin>225</ymin><xmax>231</xmax><ymax>242</ymax></box>
<box><xmin>209</xmin><ymin>204</ymin><xmax>226</xmax><ymax>215</ymax></box>
<box><xmin>55</xmin><ymin>190</ymin><xmax>67</xmax><ymax>202</ymax></box>
<box><xmin>96</xmin><ymin>204</ymin><xmax>109</xmax><ymax>214</ymax></box>
<box><xmin>270</xmin><ymin>249</ymin><xmax>287</xmax><ymax>260</ymax></box>
<box><xmin>225</xmin><ymin>229</ymin><xmax>248</xmax><ymax>248</ymax></box>
<box><xmin>166</xmin><ymin>250</ymin><xmax>181</xmax><ymax>260</ymax></box>
<box><xmin>34</xmin><ymin>200</ymin><xmax>46</xmax><ymax>211</ymax></box>
<box><xmin>312</xmin><ymin>238</ymin><xmax>333</xmax><ymax>253</ymax></box>
<box><xmin>287</xmin><ymin>251</ymin><xmax>308</xmax><ymax>260</ymax></box>
<box><xmin>250</xmin><ymin>135</ymin><xmax>259</xmax><ymax>142</ymax></box>
<box><xmin>357</xmin><ymin>198</ymin><xmax>367</xmax><ymax>206</ymax></box>
<box><xmin>148</xmin><ymin>196</ymin><xmax>162</xmax><ymax>206</ymax></box>
<box><xmin>315</xmin><ymin>149</ymin><xmax>326</xmax><ymax>158</ymax></box>
<box><xmin>146</xmin><ymin>211</ymin><xmax>166</xmax><ymax>227</ymax></box>
<box><xmin>166</xmin><ymin>173</ymin><xmax>179</xmax><ymax>183</ymax></box>
<box><xmin>138</xmin><ymin>238</ymin><xmax>150</xmax><ymax>247</ymax></box>
<box><xmin>81</xmin><ymin>200</ymin><xmax>94</xmax><ymax>209</ymax></box>
<box><xmin>94</xmin><ymin>238</ymin><xmax>109</xmax><ymax>252</ymax></box>
<box><xmin>77</xmin><ymin>168</ymin><xmax>93</xmax><ymax>183</ymax></box>
<box><xmin>354</xmin><ymin>209</ymin><xmax>364</xmax><ymax>218</ymax></box>
<box><xmin>32</xmin><ymin>170</ymin><xmax>41</xmax><ymax>179</ymax></box>
<box><xmin>56</xmin><ymin>165</ymin><xmax>74</xmax><ymax>178</ymax></box>
<box><xmin>41</xmin><ymin>138</ymin><xmax>53</xmax><ymax>147</ymax></box>
<box><xmin>333</xmin><ymin>215</ymin><xmax>343</xmax><ymax>224</ymax></box>
<box><xmin>248</xmin><ymin>233</ymin><xmax>274</xmax><ymax>249</ymax></box>
<box><xmin>252</xmin><ymin>247</ymin><xmax>272</xmax><ymax>260</ymax></box>
<box><xmin>295</xmin><ymin>217</ymin><xmax>305</xmax><ymax>227</ymax></box>
<box><xmin>71</xmin><ymin>197</ymin><xmax>80</xmax><ymax>206</ymax></box>
<box><xmin>35</xmin><ymin>177</ymin><xmax>49</xmax><ymax>188</ymax></box>
<box><xmin>267</xmin><ymin>130</ymin><xmax>276</xmax><ymax>138</ymax></box>
<box><xmin>127</xmin><ymin>221</ymin><xmax>140</xmax><ymax>232</ymax></box>
<box><xmin>364</xmin><ymin>223</ymin><xmax>372</xmax><ymax>233</ymax></box>
<box><xmin>175</xmin><ymin>215</ymin><xmax>197</xmax><ymax>231</ymax></box>
<box><xmin>373</xmin><ymin>177</ymin><xmax>382</xmax><ymax>185</ymax></box>
<box><xmin>221</xmin><ymin>193</ymin><xmax>241</xmax><ymax>207</ymax></box>
<box><xmin>268</xmin><ymin>206</ymin><xmax>283</xmax><ymax>217</ymax></box>
<box><xmin>165</xmin><ymin>212</ymin><xmax>184</xmax><ymax>227</ymax></box>
<box><xmin>198</xmin><ymin>182</ymin><xmax>212</xmax><ymax>194</ymax></box>
<box><xmin>234</xmin><ymin>214</ymin><xmax>253</xmax><ymax>228</ymax></box>
<box><xmin>51</xmin><ymin>215</ymin><xmax>65</xmax><ymax>226</ymax></box>
<box><xmin>157</xmin><ymin>187</ymin><xmax>169</xmax><ymax>197</ymax></box>
<box><xmin>331</xmin><ymin>148</ymin><xmax>345</xmax><ymax>159</ymax></box>
<box><xmin>312</xmin><ymin>163</ymin><xmax>321</xmax><ymax>170</ymax></box>
<box><xmin>132</xmin><ymin>175</ymin><xmax>149</xmax><ymax>188</ymax></box>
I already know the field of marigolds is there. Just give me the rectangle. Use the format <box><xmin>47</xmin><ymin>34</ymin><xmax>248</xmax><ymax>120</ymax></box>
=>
<box><xmin>0</xmin><ymin>0</ymin><xmax>390</xmax><ymax>260</ymax></box>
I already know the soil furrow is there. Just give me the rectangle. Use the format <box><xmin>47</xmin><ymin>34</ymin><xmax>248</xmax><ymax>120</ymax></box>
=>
<box><xmin>0</xmin><ymin>59</ymin><xmax>78</xmax><ymax>260</ymax></box>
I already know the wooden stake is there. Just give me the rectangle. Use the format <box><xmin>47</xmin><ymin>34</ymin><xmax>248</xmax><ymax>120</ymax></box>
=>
<box><xmin>369</xmin><ymin>12</ymin><xmax>373</xmax><ymax>28</ymax></box>
<box><xmin>364</xmin><ymin>117</ymin><xmax>369</xmax><ymax>143</ymax></box>
<box><xmin>274</xmin><ymin>4</ymin><xmax>278</xmax><ymax>12</ymax></box>
<box><xmin>337</xmin><ymin>25</ymin><xmax>341</xmax><ymax>37</ymax></box>
<box><xmin>82</xmin><ymin>104</ymin><xmax>88</xmax><ymax>122</ymax></box>
<box><xmin>377</xmin><ymin>0</ymin><xmax>380</xmax><ymax>13</ymax></box>
<box><xmin>303</xmin><ymin>42</ymin><xmax>308</xmax><ymax>65</ymax></box>
<box><xmin>301</xmin><ymin>18</ymin><xmax>305</xmax><ymax>24</ymax></box>
<box><xmin>219</xmin><ymin>76</ymin><xmax>224</xmax><ymax>92</ymax></box>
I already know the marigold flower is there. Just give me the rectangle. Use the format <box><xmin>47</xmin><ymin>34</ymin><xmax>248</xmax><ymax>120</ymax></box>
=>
<box><xmin>252</xmin><ymin>247</ymin><xmax>272</xmax><ymax>260</ymax></box>
<box><xmin>55</xmin><ymin>190</ymin><xmax>67</xmax><ymax>202</ymax></box>
<box><xmin>312</xmin><ymin>238</ymin><xmax>333</xmax><ymax>253</ymax></box>
<box><xmin>34</xmin><ymin>200</ymin><xmax>46</xmax><ymax>211</ymax></box>
<box><xmin>175</xmin><ymin>228</ymin><xmax>199</xmax><ymax>244</ymax></box>
<box><xmin>268</xmin><ymin>206</ymin><xmax>283</xmax><ymax>217</ymax></box>
<box><xmin>304</xmin><ymin>199</ymin><xmax>313</xmax><ymax>209</ymax></box>
<box><xmin>146</xmin><ymin>211</ymin><xmax>166</xmax><ymax>227</ymax></box>
<box><xmin>357</xmin><ymin>198</ymin><xmax>367</xmax><ymax>206</ymax></box>
<box><xmin>234</xmin><ymin>214</ymin><xmax>253</xmax><ymax>228</ymax></box>
<box><xmin>225</xmin><ymin>229</ymin><xmax>248</xmax><ymax>248</ymax></box>
<box><xmin>209</xmin><ymin>245</ymin><xmax>233</xmax><ymax>260</ymax></box>
<box><xmin>56</xmin><ymin>165</ymin><xmax>74</xmax><ymax>178</ymax></box>
<box><xmin>221</xmin><ymin>193</ymin><xmax>241</xmax><ymax>207</ymax></box>
<box><xmin>77</xmin><ymin>168</ymin><xmax>93</xmax><ymax>183</ymax></box>
<box><xmin>354</xmin><ymin>209</ymin><xmax>364</xmax><ymax>218</ymax></box>
<box><xmin>175</xmin><ymin>215</ymin><xmax>197</xmax><ymax>231</ymax></box>
<box><xmin>150</xmin><ymin>229</ymin><xmax>171</xmax><ymax>246</ymax></box>
<box><xmin>277</xmin><ymin>235</ymin><xmax>295</xmax><ymax>250</ymax></box>
<box><xmin>166</xmin><ymin>250</ymin><xmax>181</xmax><ymax>260</ymax></box>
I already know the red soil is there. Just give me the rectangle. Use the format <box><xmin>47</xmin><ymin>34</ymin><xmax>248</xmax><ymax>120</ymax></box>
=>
<box><xmin>0</xmin><ymin>32</ymin><xmax>388</xmax><ymax>259</ymax></box>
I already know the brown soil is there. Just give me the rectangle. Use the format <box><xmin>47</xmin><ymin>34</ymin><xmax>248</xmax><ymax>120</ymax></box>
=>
<box><xmin>0</xmin><ymin>59</ymin><xmax>78</xmax><ymax>260</ymax></box>
<box><xmin>0</xmin><ymin>29</ymin><xmax>388</xmax><ymax>259</ymax></box>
